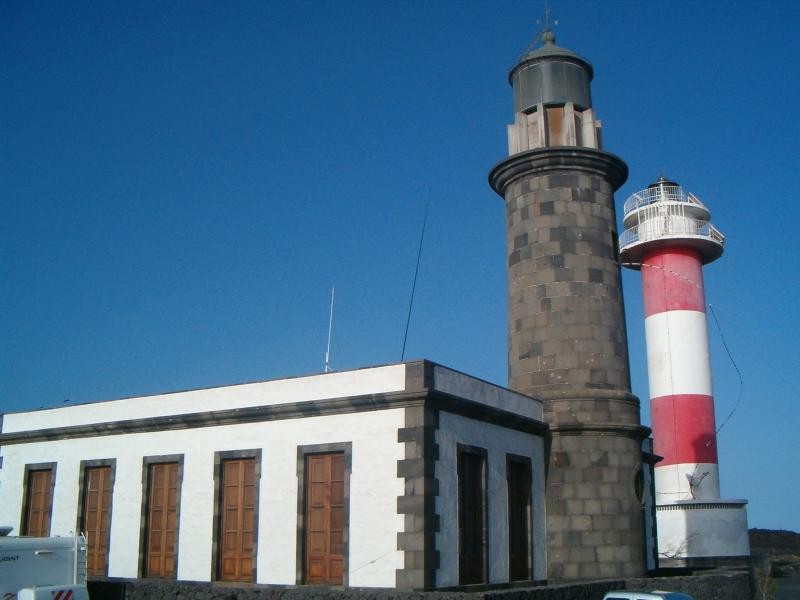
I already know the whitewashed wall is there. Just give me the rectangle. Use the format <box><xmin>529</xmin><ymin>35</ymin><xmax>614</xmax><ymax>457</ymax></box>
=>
<box><xmin>657</xmin><ymin>502</ymin><xmax>750</xmax><ymax>560</ymax></box>
<box><xmin>1</xmin><ymin>361</ymin><xmax>550</xmax><ymax>589</ymax></box>
<box><xmin>1</xmin><ymin>365</ymin><xmax>406</xmax><ymax>432</ymax></box>
<box><xmin>0</xmin><ymin>408</ymin><xmax>406</xmax><ymax>587</ymax></box>
<box><xmin>434</xmin><ymin>412</ymin><xmax>547</xmax><ymax>587</ymax></box>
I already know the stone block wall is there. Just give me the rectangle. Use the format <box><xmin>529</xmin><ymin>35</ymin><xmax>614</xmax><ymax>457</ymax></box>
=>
<box><xmin>489</xmin><ymin>148</ymin><xmax>647</xmax><ymax>581</ymax></box>
<box><xmin>502</xmin><ymin>170</ymin><xmax>629</xmax><ymax>399</ymax></box>
<box><xmin>626</xmin><ymin>570</ymin><xmax>753</xmax><ymax>600</ymax></box>
<box><xmin>545</xmin><ymin>430</ymin><xmax>646</xmax><ymax>580</ymax></box>
<box><xmin>88</xmin><ymin>569</ymin><xmax>753</xmax><ymax>600</ymax></box>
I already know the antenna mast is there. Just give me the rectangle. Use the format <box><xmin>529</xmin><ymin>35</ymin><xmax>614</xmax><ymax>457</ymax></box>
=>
<box><xmin>401</xmin><ymin>190</ymin><xmax>431</xmax><ymax>361</ymax></box>
<box><xmin>543</xmin><ymin>0</ymin><xmax>552</xmax><ymax>30</ymax></box>
<box><xmin>515</xmin><ymin>0</ymin><xmax>560</xmax><ymax>64</ymax></box>
<box><xmin>324</xmin><ymin>286</ymin><xmax>335</xmax><ymax>373</ymax></box>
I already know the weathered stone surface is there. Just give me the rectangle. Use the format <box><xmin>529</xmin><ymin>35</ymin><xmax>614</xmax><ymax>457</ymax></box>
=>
<box><xmin>89</xmin><ymin>570</ymin><xmax>752</xmax><ymax>600</ymax></box>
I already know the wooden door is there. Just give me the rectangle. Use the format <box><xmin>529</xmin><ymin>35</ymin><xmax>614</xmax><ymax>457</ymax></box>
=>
<box><xmin>507</xmin><ymin>460</ymin><xmax>531</xmax><ymax>581</ymax></box>
<box><xmin>145</xmin><ymin>462</ymin><xmax>179</xmax><ymax>577</ymax></box>
<box><xmin>458</xmin><ymin>451</ymin><xmax>485</xmax><ymax>584</ymax></box>
<box><xmin>23</xmin><ymin>468</ymin><xmax>53</xmax><ymax>537</ymax></box>
<box><xmin>304</xmin><ymin>452</ymin><xmax>345</xmax><ymax>584</ymax></box>
<box><xmin>82</xmin><ymin>466</ymin><xmax>113</xmax><ymax>577</ymax></box>
<box><xmin>218</xmin><ymin>458</ymin><xmax>255</xmax><ymax>581</ymax></box>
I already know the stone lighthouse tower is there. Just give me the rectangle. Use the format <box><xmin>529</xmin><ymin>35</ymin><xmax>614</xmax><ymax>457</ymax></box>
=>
<box><xmin>488</xmin><ymin>30</ymin><xmax>648</xmax><ymax>580</ymax></box>
<box><xmin>619</xmin><ymin>177</ymin><xmax>750</xmax><ymax>567</ymax></box>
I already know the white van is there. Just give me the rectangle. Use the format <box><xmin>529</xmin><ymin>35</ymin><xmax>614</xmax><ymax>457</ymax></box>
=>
<box><xmin>0</xmin><ymin>527</ymin><xmax>90</xmax><ymax>600</ymax></box>
<box><xmin>603</xmin><ymin>592</ymin><xmax>694</xmax><ymax>600</ymax></box>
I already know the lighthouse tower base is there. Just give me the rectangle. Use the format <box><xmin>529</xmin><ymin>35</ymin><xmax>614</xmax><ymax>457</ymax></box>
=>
<box><xmin>656</xmin><ymin>499</ymin><xmax>750</xmax><ymax>569</ymax></box>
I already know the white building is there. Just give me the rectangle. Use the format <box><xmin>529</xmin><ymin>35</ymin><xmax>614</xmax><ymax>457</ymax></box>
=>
<box><xmin>0</xmin><ymin>360</ymin><xmax>548</xmax><ymax>590</ymax></box>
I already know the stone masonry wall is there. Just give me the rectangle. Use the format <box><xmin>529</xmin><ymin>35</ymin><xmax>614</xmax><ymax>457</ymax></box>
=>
<box><xmin>503</xmin><ymin>171</ymin><xmax>630</xmax><ymax>399</ymax></box>
<box><xmin>500</xmin><ymin>165</ymin><xmax>645</xmax><ymax>580</ymax></box>
<box><xmin>88</xmin><ymin>569</ymin><xmax>752</xmax><ymax>600</ymax></box>
<box><xmin>545</xmin><ymin>431</ymin><xmax>646</xmax><ymax>580</ymax></box>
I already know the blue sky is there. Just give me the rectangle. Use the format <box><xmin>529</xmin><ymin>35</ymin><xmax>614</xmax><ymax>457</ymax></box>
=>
<box><xmin>2</xmin><ymin>1</ymin><xmax>798</xmax><ymax>532</ymax></box>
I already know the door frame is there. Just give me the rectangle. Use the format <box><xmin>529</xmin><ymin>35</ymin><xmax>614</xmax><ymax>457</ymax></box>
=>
<box><xmin>20</xmin><ymin>462</ymin><xmax>57</xmax><ymax>536</ymax></box>
<box><xmin>138</xmin><ymin>454</ymin><xmax>184</xmax><ymax>579</ymax></box>
<box><xmin>76</xmin><ymin>458</ymin><xmax>117</xmax><ymax>578</ymax></box>
<box><xmin>506</xmin><ymin>453</ymin><xmax>533</xmax><ymax>582</ymax></box>
<box><xmin>295</xmin><ymin>442</ymin><xmax>352</xmax><ymax>586</ymax></box>
<box><xmin>211</xmin><ymin>449</ymin><xmax>261</xmax><ymax>583</ymax></box>
<box><xmin>456</xmin><ymin>443</ymin><xmax>488</xmax><ymax>585</ymax></box>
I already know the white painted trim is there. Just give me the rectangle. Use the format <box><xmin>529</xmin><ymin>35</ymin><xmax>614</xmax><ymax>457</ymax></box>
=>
<box><xmin>654</xmin><ymin>463</ymin><xmax>720</xmax><ymax>502</ymax></box>
<box><xmin>645</xmin><ymin>310</ymin><xmax>712</xmax><ymax>399</ymax></box>
<box><xmin>2</xmin><ymin>365</ymin><xmax>407</xmax><ymax>433</ymax></box>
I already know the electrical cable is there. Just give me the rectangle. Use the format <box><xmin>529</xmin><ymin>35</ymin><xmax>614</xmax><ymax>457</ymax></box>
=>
<box><xmin>400</xmin><ymin>189</ymin><xmax>431</xmax><ymax>362</ymax></box>
<box><xmin>708</xmin><ymin>304</ymin><xmax>744</xmax><ymax>435</ymax></box>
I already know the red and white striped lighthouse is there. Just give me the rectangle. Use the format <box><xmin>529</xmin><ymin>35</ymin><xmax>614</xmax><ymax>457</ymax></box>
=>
<box><xmin>620</xmin><ymin>176</ymin><xmax>749</xmax><ymax>567</ymax></box>
<box><xmin>644</xmin><ymin>243</ymin><xmax>720</xmax><ymax>500</ymax></box>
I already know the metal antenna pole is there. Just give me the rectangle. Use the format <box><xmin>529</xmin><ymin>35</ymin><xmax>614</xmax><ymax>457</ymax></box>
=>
<box><xmin>543</xmin><ymin>0</ymin><xmax>552</xmax><ymax>30</ymax></box>
<box><xmin>324</xmin><ymin>286</ymin><xmax>335</xmax><ymax>372</ymax></box>
<box><xmin>516</xmin><ymin>0</ymin><xmax>560</xmax><ymax>66</ymax></box>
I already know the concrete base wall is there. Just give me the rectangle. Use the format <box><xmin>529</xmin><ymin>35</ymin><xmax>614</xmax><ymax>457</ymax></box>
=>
<box><xmin>656</xmin><ymin>501</ymin><xmax>750</xmax><ymax>563</ymax></box>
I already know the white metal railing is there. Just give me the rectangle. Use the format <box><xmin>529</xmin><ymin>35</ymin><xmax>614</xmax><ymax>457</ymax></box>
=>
<box><xmin>619</xmin><ymin>217</ymin><xmax>725</xmax><ymax>248</ymax></box>
<box><xmin>623</xmin><ymin>184</ymin><xmax>705</xmax><ymax>215</ymax></box>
